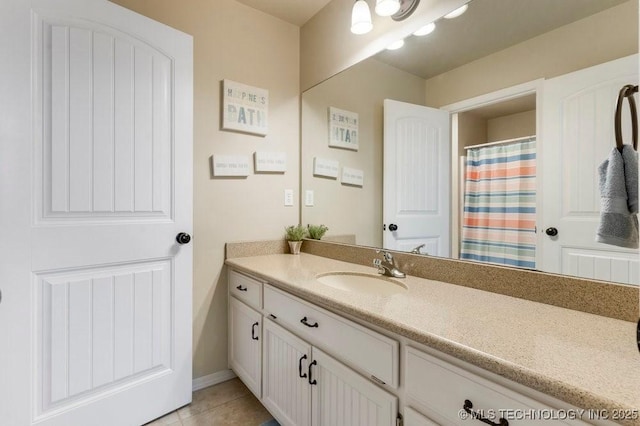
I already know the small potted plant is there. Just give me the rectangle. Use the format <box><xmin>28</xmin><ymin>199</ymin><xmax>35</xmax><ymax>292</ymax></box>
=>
<box><xmin>284</xmin><ymin>224</ymin><xmax>307</xmax><ymax>254</ymax></box>
<box><xmin>307</xmin><ymin>224</ymin><xmax>329</xmax><ymax>240</ymax></box>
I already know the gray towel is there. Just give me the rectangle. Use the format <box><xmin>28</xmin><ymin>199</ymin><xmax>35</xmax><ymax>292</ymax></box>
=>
<box><xmin>596</xmin><ymin>144</ymin><xmax>639</xmax><ymax>248</ymax></box>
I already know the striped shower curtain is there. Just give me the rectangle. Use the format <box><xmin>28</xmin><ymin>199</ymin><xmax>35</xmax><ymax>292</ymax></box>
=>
<box><xmin>460</xmin><ymin>140</ymin><xmax>536</xmax><ymax>269</ymax></box>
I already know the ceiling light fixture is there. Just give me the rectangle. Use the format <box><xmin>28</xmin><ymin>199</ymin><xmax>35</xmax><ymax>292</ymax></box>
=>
<box><xmin>386</xmin><ymin>39</ymin><xmax>405</xmax><ymax>50</ymax></box>
<box><xmin>443</xmin><ymin>3</ymin><xmax>468</xmax><ymax>19</ymax></box>
<box><xmin>375</xmin><ymin>0</ymin><xmax>401</xmax><ymax>17</ymax></box>
<box><xmin>351</xmin><ymin>0</ymin><xmax>373</xmax><ymax>35</ymax></box>
<box><xmin>351</xmin><ymin>0</ymin><xmax>420</xmax><ymax>35</ymax></box>
<box><xmin>413</xmin><ymin>22</ymin><xmax>435</xmax><ymax>36</ymax></box>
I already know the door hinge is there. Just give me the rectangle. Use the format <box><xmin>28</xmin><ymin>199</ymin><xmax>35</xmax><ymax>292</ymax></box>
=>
<box><xmin>396</xmin><ymin>413</ymin><xmax>403</xmax><ymax>426</ymax></box>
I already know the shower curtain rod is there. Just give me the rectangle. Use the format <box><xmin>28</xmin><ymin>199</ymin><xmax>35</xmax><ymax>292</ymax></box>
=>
<box><xmin>463</xmin><ymin>134</ymin><xmax>536</xmax><ymax>150</ymax></box>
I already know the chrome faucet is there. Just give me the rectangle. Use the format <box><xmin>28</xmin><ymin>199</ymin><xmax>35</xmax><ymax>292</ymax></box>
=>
<box><xmin>410</xmin><ymin>244</ymin><xmax>425</xmax><ymax>254</ymax></box>
<box><xmin>373</xmin><ymin>250</ymin><xmax>406</xmax><ymax>278</ymax></box>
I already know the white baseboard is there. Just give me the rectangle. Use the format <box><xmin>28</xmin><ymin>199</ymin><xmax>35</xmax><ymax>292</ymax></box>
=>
<box><xmin>192</xmin><ymin>369</ymin><xmax>237</xmax><ymax>392</ymax></box>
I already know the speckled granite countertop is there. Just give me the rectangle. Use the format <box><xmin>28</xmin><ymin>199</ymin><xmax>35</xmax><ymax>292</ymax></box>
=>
<box><xmin>226</xmin><ymin>253</ymin><xmax>640</xmax><ymax>425</ymax></box>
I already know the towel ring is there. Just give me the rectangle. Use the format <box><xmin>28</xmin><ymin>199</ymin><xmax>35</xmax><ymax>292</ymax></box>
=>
<box><xmin>615</xmin><ymin>84</ymin><xmax>638</xmax><ymax>152</ymax></box>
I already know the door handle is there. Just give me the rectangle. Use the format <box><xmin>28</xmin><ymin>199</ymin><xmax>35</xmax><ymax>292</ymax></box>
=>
<box><xmin>251</xmin><ymin>322</ymin><xmax>259</xmax><ymax>340</ymax></box>
<box><xmin>463</xmin><ymin>399</ymin><xmax>509</xmax><ymax>426</ymax></box>
<box><xmin>176</xmin><ymin>232</ymin><xmax>191</xmax><ymax>244</ymax></box>
<box><xmin>300</xmin><ymin>316</ymin><xmax>319</xmax><ymax>328</ymax></box>
<box><xmin>298</xmin><ymin>354</ymin><xmax>308</xmax><ymax>378</ymax></box>
<box><xmin>545</xmin><ymin>227</ymin><xmax>558</xmax><ymax>237</ymax></box>
<box><xmin>388</xmin><ymin>223</ymin><xmax>398</xmax><ymax>231</ymax></box>
<box><xmin>308</xmin><ymin>360</ymin><xmax>317</xmax><ymax>385</ymax></box>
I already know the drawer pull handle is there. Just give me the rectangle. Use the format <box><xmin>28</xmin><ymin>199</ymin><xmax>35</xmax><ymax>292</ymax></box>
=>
<box><xmin>308</xmin><ymin>360</ymin><xmax>317</xmax><ymax>385</ymax></box>
<box><xmin>251</xmin><ymin>322</ymin><xmax>259</xmax><ymax>340</ymax></box>
<box><xmin>300</xmin><ymin>316</ymin><xmax>319</xmax><ymax>328</ymax></box>
<box><xmin>236</xmin><ymin>285</ymin><xmax>248</xmax><ymax>292</ymax></box>
<box><xmin>463</xmin><ymin>400</ymin><xmax>509</xmax><ymax>426</ymax></box>
<box><xmin>298</xmin><ymin>354</ymin><xmax>308</xmax><ymax>378</ymax></box>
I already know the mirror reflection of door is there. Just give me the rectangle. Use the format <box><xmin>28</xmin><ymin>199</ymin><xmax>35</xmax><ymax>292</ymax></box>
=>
<box><xmin>383</xmin><ymin>100</ymin><xmax>450</xmax><ymax>256</ymax></box>
<box><xmin>540</xmin><ymin>54</ymin><xmax>639</xmax><ymax>284</ymax></box>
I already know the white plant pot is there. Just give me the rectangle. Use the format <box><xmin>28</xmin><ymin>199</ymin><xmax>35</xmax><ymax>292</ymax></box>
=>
<box><xmin>288</xmin><ymin>240</ymin><xmax>303</xmax><ymax>255</ymax></box>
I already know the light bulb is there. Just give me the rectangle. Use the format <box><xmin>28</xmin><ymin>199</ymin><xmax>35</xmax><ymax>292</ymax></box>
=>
<box><xmin>413</xmin><ymin>22</ymin><xmax>436</xmax><ymax>36</ymax></box>
<box><xmin>386</xmin><ymin>39</ymin><xmax>405</xmax><ymax>50</ymax></box>
<box><xmin>444</xmin><ymin>4</ymin><xmax>468</xmax><ymax>19</ymax></box>
<box><xmin>375</xmin><ymin>0</ymin><xmax>401</xmax><ymax>17</ymax></box>
<box><xmin>351</xmin><ymin>0</ymin><xmax>373</xmax><ymax>34</ymax></box>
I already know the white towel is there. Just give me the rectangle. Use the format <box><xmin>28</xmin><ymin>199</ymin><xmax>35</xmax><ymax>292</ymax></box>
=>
<box><xmin>596</xmin><ymin>144</ymin><xmax>639</xmax><ymax>248</ymax></box>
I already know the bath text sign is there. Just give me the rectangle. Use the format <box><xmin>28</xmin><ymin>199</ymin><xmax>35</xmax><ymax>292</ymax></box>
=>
<box><xmin>328</xmin><ymin>107</ymin><xmax>358</xmax><ymax>151</ymax></box>
<box><xmin>222</xmin><ymin>80</ymin><xmax>268</xmax><ymax>136</ymax></box>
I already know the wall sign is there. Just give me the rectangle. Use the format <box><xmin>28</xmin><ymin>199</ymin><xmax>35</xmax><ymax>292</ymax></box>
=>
<box><xmin>211</xmin><ymin>155</ymin><xmax>251</xmax><ymax>177</ymax></box>
<box><xmin>313</xmin><ymin>157</ymin><xmax>339</xmax><ymax>179</ymax></box>
<box><xmin>328</xmin><ymin>107</ymin><xmax>358</xmax><ymax>151</ymax></box>
<box><xmin>222</xmin><ymin>79</ymin><xmax>268</xmax><ymax>136</ymax></box>
<box><xmin>254</xmin><ymin>151</ymin><xmax>287</xmax><ymax>173</ymax></box>
<box><xmin>341</xmin><ymin>167</ymin><xmax>364</xmax><ymax>187</ymax></box>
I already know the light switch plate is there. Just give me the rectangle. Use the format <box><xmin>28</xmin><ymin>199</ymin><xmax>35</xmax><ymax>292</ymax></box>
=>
<box><xmin>284</xmin><ymin>189</ymin><xmax>294</xmax><ymax>206</ymax></box>
<box><xmin>305</xmin><ymin>190</ymin><xmax>314</xmax><ymax>206</ymax></box>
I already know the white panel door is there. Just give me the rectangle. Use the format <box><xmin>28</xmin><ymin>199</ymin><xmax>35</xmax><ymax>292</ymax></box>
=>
<box><xmin>383</xmin><ymin>99</ymin><xmax>451</xmax><ymax>255</ymax></box>
<box><xmin>540</xmin><ymin>55</ymin><xmax>638</xmax><ymax>284</ymax></box>
<box><xmin>311</xmin><ymin>347</ymin><xmax>398</xmax><ymax>426</ymax></box>
<box><xmin>229</xmin><ymin>297</ymin><xmax>262</xmax><ymax>399</ymax></box>
<box><xmin>0</xmin><ymin>0</ymin><xmax>193</xmax><ymax>425</ymax></box>
<box><xmin>263</xmin><ymin>319</ymin><xmax>312</xmax><ymax>426</ymax></box>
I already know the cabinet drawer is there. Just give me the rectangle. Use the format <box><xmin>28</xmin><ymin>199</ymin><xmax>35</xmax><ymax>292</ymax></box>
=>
<box><xmin>404</xmin><ymin>406</ymin><xmax>438</xmax><ymax>426</ymax></box>
<box><xmin>229</xmin><ymin>269</ymin><xmax>262</xmax><ymax>310</ymax></box>
<box><xmin>405</xmin><ymin>347</ymin><xmax>573</xmax><ymax>426</ymax></box>
<box><xmin>264</xmin><ymin>284</ymin><xmax>399</xmax><ymax>388</ymax></box>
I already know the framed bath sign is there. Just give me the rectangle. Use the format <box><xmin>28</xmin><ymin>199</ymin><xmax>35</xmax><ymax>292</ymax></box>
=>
<box><xmin>222</xmin><ymin>79</ymin><xmax>268</xmax><ymax>136</ymax></box>
<box><xmin>328</xmin><ymin>107</ymin><xmax>358</xmax><ymax>150</ymax></box>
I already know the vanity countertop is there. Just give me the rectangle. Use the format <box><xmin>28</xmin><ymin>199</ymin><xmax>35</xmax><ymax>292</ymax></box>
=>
<box><xmin>226</xmin><ymin>253</ymin><xmax>640</xmax><ymax>425</ymax></box>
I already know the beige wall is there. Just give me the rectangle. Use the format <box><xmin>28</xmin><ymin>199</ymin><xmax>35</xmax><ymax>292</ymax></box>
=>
<box><xmin>301</xmin><ymin>58</ymin><xmax>426</xmax><ymax>247</ymax></box>
<box><xmin>425</xmin><ymin>0</ymin><xmax>638</xmax><ymax>107</ymax></box>
<box><xmin>110</xmin><ymin>0</ymin><xmax>300</xmax><ymax>380</ymax></box>
<box><xmin>487</xmin><ymin>110</ymin><xmax>536</xmax><ymax>142</ymax></box>
<box><xmin>301</xmin><ymin>0</ymin><xmax>467</xmax><ymax>90</ymax></box>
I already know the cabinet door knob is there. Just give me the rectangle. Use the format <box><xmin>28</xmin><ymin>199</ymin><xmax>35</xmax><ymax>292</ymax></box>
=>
<box><xmin>236</xmin><ymin>285</ymin><xmax>248</xmax><ymax>292</ymax></box>
<box><xmin>251</xmin><ymin>322</ymin><xmax>259</xmax><ymax>341</ymax></box>
<box><xmin>176</xmin><ymin>232</ymin><xmax>191</xmax><ymax>244</ymax></box>
<box><xmin>298</xmin><ymin>354</ymin><xmax>308</xmax><ymax>378</ymax></box>
<box><xmin>300</xmin><ymin>316</ymin><xmax>319</xmax><ymax>328</ymax></box>
<box><xmin>308</xmin><ymin>360</ymin><xmax>317</xmax><ymax>385</ymax></box>
<box><xmin>463</xmin><ymin>399</ymin><xmax>509</xmax><ymax>426</ymax></box>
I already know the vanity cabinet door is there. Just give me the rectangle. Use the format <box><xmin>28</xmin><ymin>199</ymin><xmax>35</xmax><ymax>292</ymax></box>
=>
<box><xmin>263</xmin><ymin>319</ymin><xmax>312</xmax><ymax>426</ymax></box>
<box><xmin>229</xmin><ymin>297</ymin><xmax>262</xmax><ymax>398</ymax></box>
<box><xmin>311</xmin><ymin>347</ymin><xmax>398</xmax><ymax>426</ymax></box>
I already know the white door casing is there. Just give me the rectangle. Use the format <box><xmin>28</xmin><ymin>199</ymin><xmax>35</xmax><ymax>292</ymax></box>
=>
<box><xmin>383</xmin><ymin>99</ymin><xmax>451</xmax><ymax>255</ymax></box>
<box><xmin>0</xmin><ymin>0</ymin><xmax>193</xmax><ymax>425</ymax></box>
<box><xmin>540</xmin><ymin>54</ymin><xmax>639</xmax><ymax>284</ymax></box>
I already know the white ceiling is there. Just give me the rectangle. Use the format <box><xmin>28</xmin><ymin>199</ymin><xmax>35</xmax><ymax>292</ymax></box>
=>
<box><xmin>235</xmin><ymin>0</ymin><xmax>333</xmax><ymax>26</ymax></box>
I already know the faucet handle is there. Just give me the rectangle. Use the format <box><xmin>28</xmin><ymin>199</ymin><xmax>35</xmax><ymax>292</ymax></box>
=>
<box><xmin>376</xmin><ymin>250</ymin><xmax>394</xmax><ymax>262</ymax></box>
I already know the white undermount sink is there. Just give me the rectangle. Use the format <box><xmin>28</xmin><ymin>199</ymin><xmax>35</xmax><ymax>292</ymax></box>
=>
<box><xmin>315</xmin><ymin>272</ymin><xmax>408</xmax><ymax>296</ymax></box>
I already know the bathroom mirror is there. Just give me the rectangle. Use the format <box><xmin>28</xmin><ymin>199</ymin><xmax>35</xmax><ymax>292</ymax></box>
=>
<box><xmin>301</xmin><ymin>0</ymin><xmax>639</xmax><ymax>284</ymax></box>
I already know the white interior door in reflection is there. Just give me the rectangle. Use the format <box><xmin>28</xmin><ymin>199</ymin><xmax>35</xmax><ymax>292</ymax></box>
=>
<box><xmin>540</xmin><ymin>54</ymin><xmax>639</xmax><ymax>284</ymax></box>
<box><xmin>383</xmin><ymin>99</ymin><xmax>451</xmax><ymax>255</ymax></box>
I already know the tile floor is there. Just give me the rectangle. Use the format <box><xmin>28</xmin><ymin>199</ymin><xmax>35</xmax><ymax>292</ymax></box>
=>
<box><xmin>145</xmin><ymin>378</ymin><xmax>274</xmax><ymax>426</ymax></box>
